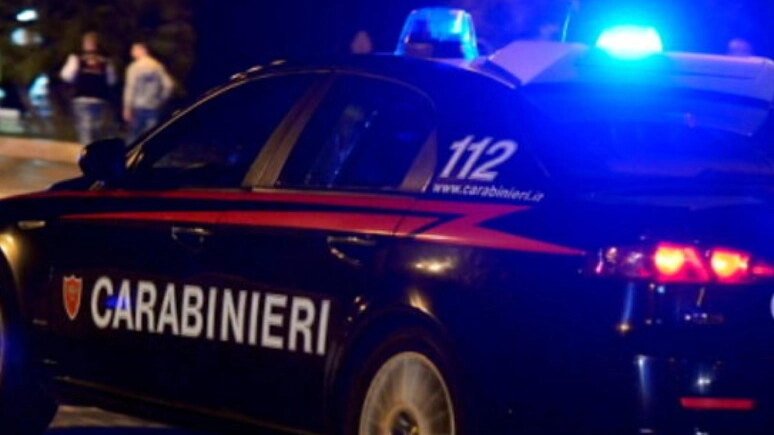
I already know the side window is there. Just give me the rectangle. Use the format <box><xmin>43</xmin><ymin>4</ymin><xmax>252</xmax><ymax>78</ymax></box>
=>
<box><xmin>429</xmin><ymin>87</ymin><xmax>548</xmax><ymax>203</ymax></box>
<box><xmin>277</xmin><ymin>75</ymin><xmax>434</xmax><ymax>191</ymax></box>
<box><xmin>129</xmin><ymin>74</ymin><xmax>314</xmax><ymax>189</ymax></box>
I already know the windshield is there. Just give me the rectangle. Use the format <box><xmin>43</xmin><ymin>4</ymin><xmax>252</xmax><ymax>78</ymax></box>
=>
<box><xmin>524</xmin><ymin>83</ymin><xmax>774</xmax><ymax>191</ymax></box>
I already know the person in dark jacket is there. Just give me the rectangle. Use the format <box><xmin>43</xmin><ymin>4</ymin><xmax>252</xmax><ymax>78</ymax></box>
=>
<box><xmin>60</xmin><ymin>32</ymin><xmax>117</xmax><ymax>145</ymax></box>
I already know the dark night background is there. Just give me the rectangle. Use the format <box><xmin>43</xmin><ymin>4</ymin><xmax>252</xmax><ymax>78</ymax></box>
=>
<box><xmin>4</xmin><ymin>0</ymin><xmax>774</xmax><ymax>100</ymax></box>
<box><xmin>189</xmin><ymin>0</ymin><xmax>774</xmax><ymax>94</ymax></box>
<box><xmin>1</xmin><ymin>0</ymin><xmax>772</xmax><ymax>137</ymax></box>
<box><xmin>189</xmin><ymin>0</ymin><xmax>431</xmax><ymax>93</ymax></box>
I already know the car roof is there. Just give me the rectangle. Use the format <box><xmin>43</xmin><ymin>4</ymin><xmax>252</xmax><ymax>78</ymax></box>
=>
<box><xmin>201</xmin><ymin>41</ymin><xmax>774</xmax><ymax>136</ymax></box>
<box><xmin>489</xmin><ymin>40</ymin><xmax>774</xmax><ymax>104</ymax></box>
<box><xmin>228</xmin><ymin>53</ymin><xmax>519</xmax><ymax>99</ymax></box>
<box><xmin>483</xmin><ymin>40</ymin><xmax>774</xmax><ymax>135</ymax></box>
<box><xmin>226</xmin><ymin>41</ymin><xmax>774</xmax><ymax>106</ymax></box>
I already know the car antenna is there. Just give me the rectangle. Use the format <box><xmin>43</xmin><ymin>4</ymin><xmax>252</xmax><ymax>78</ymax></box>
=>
<box><xmin>561</xmin><ymin>0</ymin><xmax>579</xmax><ymax>42</ymax></box>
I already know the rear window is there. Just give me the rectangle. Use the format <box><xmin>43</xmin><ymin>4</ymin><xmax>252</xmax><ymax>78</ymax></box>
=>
<box><xmin>524</xmin><ymin>84</ymin><xmax>774</xmax><ymax>187</ymax></box>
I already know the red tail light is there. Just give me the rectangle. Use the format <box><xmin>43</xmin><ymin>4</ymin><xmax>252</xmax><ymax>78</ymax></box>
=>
<box><xmin>594</xmin><ymin>242</ymin><xmax>774</xmax><ymax>284</ymax></box>
<box><xmin>653</xmin><ymin>245</ymin><xmax>686</xmax><ymax>276</ymax></box>
<box><xmin>710</xmin><ymin>248</ymin><xmax>750</xmax><ymax>282</ymax></box>
<box><xmin>751</xmin><ymin>262</ymin><xmax>774</xmax><ymax>277</ymax></box>
<box><xmin>653</xmin><ymin>243</ymin><xmax>710</xmax><ymax>283</ymax></box>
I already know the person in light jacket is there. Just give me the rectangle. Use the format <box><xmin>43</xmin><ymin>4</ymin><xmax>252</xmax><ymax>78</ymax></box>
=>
<box><xmin>123</xmin><ymin>41</ymin><xmax>174</xmax><ymax>143</ymax></box>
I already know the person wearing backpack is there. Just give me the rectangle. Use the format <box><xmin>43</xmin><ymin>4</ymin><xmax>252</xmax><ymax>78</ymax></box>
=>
<box><xmin>60</xmin><ymin>31</ymin><xmax>117</xmax><ymax>145</ymax></box>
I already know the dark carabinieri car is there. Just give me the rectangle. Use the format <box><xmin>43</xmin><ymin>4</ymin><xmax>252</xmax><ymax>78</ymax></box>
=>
<box><xmin>2</xmin><ymin>8</ymin><xmax>774</xmax><ymax>435</ymax></box>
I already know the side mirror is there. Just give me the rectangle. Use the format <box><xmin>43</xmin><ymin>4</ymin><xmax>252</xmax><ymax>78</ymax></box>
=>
<box><xmin>78</xmin><ymin>138</ymin><xmax>126</xmax><ymax>182</ymax></box>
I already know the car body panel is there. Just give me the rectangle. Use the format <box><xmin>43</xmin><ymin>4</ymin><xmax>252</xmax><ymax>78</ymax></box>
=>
<box><xmin>3</xmin><ymin>48</ymin><xmax>774</xmax><ymax>435</ymax></box>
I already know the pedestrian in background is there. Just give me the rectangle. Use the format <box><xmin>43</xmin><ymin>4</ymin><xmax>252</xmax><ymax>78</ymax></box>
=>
<box><xmin>727</xmin><ymin>37</ymin><xmax>754</xmax><ymax>57</ymax></box>
<box><xmin>123</xmin><ymin>41</ymin><xmax>174</xmax><ymax>143</ymax></box>
<box><xmin>60</xmin><ymin>31</ymin><xmax>117</xmax><ymax>145</ymax></box>
<box><xmin>350</xmin><ymin>30</ymin><xmax>374</xmax><ymax>54</ymax></box>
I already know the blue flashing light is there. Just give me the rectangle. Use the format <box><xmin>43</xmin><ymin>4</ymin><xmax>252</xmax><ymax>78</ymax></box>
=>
<box><xmin>395</xmin><ymin>8</ymin><xmax>479</xmax><ymax>60</ymax></box>
<box><xmin>596</xmin><ymin>25</ymin><xmax>663</xmax><ymax>59</ymax></box>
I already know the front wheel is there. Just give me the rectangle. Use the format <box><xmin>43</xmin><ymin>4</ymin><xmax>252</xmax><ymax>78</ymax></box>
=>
<box><xmin>344</xmin><ymin>329</ymin><xmax>466</xmax><ymax>435</ymax></box>
<box><xmin>0</xmin><ymin>297</ymin><xmax>58</xmax><ymax>435</ymax></box>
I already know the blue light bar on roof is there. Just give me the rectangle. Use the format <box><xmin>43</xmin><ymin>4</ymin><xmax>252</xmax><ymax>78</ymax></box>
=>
<box><xmin>596</xmin><ymin>25</ymin><xmax>663</xmax><ymax>59</ymax></box>
<box><xmin>395</xmin><ymin>7</ymin><xmax>479</xmax><ymax>60</ymax></box>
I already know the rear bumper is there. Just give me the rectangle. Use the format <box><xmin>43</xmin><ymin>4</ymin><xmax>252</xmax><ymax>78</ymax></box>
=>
<box><xmin>481</xmin><ymin>353</ymin><xmax>774</xmax><ymax>435</ymax></box>
<box><xmin>460</xmin><ymin>277</ymin><xmax>774</xmax><ymax>434</ymax></box>
<box><xmin>633</xmin><ymin>355</ymin><xmax>774</xmax><ymax>435</ymax></box>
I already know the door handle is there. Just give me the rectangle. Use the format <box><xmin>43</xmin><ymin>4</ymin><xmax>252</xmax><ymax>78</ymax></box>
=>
<box><xmin>326</xmin><ymin>235</ymin><xmax>376</xmax><ymax>266</ymax></box>
<box><xmin>171</xmin><ymin>225</ymin><xmax>212</xmax><ymax>250</ymax></box>
<box><xmin>18</xmin><ymin>220</ymin><xmax>46</xmax><ymax>230</ymax></box>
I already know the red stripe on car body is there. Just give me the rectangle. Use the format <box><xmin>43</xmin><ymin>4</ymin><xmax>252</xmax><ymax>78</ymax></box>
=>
<box><xmin>40</xmin><ymin>189</ymin><xmax>583</xmax><ymax>255</ymax></box>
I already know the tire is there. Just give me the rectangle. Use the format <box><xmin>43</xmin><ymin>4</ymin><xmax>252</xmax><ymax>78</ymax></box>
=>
<box><xmin>0</xmin><ymin>297</ymin><xmax>58</xmax><ymax>435</ymax></box>
<box><xmin>345</xmin><ymin>331</ymin><xmax>463</xmax><ymax>435</ymax></box>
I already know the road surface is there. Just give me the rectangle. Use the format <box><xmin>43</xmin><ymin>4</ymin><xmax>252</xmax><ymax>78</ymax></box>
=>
<box><xmin>0</xmin><ymin>155</ymin><xmax>79</xmax><ymax>198</ymax></box>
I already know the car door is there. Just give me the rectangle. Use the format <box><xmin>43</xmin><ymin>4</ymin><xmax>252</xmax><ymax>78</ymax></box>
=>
<box><xmin>204</xmin><ymin>73</ymin><xmax>437</xmax><ymax>431</ymax></box>
<box><xmin>44</xmin><ymin>72</ymin><xmax>320</xmax><ymax>405</ymax></box>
